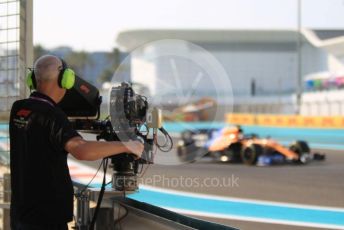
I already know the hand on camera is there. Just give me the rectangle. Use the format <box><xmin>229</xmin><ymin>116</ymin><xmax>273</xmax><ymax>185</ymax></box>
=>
<box><xmin>127</xmin><ymin>140</ymin><xmax>144</xmax><ymax>159</ymax></box>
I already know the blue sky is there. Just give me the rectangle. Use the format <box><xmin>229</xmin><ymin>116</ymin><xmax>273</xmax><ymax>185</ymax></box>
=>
<box><xmin>33</xmin><ymin>0</ymin><xmax>344</xmax><ymax>52</ymax></box>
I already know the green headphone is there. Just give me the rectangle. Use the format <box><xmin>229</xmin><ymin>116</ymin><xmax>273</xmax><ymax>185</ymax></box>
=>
<box><xmin>27</xmin><ymin>58</ymin><xmax>75</xmax><ymax>90</ymax></box>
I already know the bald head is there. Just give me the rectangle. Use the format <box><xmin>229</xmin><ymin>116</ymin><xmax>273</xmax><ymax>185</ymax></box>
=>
<box><xmin>33</xmin><ymin>55</ymin><xmax>66</xmax><ymax>103</ymax></box>
<box><xmin>34</xmin><ymin>55</ymin><xmax>62</xmax><ymax>82</ymax></box>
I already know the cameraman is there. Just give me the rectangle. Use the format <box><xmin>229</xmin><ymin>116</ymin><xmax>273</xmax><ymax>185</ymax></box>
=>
<box><xmin>9</xmin><ymin>55</ymin><xmax>144</xmax><ymax>230</ymax></box>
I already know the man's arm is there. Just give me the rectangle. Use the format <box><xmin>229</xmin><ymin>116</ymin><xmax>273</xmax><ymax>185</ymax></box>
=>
<box><xmin>65</xmin><ymin>136</ymin><xmax>144</xmax><ymax>161</ymax></box>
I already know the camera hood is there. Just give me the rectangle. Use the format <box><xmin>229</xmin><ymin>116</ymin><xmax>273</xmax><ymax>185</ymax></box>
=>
<box><xmin>58</xmin><ymin>75</ymin><xmax>101</xmax><ymax>118</ymax></box>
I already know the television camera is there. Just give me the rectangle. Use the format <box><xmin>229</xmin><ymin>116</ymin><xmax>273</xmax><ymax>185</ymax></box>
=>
<box><xmin>59</xmin><ymin>76</ymin><xmax>172</xmax><ymax>191</ymax></box>
<box><xmin>58</xmin><ymin>76</ymin><xmax>172</xmax><ymax>229</ymax></box>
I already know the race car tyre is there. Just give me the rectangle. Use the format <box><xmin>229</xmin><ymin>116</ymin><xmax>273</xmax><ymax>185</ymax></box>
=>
<box><xmin>177</xmin><ymin>144</ymin><xmax>208</xmax><ymax>163</ymax></box>
<box><xmin>224</xmin><ymin>143</ymin><xmax>242</xmax><ymax>163</ymax></box>
<box><xmin>181</xmin><ymin>130</ymin><xmax>194</xmax><ymax>145</ymax></box>
<box><xmin>289</xmin><ymin>140</ymin><xmax>311</xmax><ymax>164</ymax></box>
<box><xmin>177</xmin><ymin>145</ymin><xmax>196</xmax><ymax>162</ymax></box>
<box><xmin>241</xmin><ymin>144</ymin><xmax>263</xmax><ymax>165</ymax></box>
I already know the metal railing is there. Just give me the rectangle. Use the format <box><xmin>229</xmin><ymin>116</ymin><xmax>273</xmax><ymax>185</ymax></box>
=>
<box><xmin>0</xmin><ymin>173</ymin><xmax>11</xmax><ymax>230</ymax></box>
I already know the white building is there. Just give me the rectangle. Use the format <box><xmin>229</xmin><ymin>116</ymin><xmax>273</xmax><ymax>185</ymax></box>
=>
<box><xmin>116</xmin><ymin>29</ymin><xmax>344</xmax><ymax>117</ymax></box>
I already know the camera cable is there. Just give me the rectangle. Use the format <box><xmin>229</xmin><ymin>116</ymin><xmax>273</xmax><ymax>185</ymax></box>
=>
<box><xmin>156</xmin><ymin>127</ymin><xmax>173</xmax><ymax>152</ymax></box>
<box><xmin>89</xmin><ymin>157</ymin><xmax>109</xmax><ymax>230</ymax></box>
<box><xmin>78</xmin><ymin>159</ymin><xmax>104</xmax><ymax>194</ymax></box>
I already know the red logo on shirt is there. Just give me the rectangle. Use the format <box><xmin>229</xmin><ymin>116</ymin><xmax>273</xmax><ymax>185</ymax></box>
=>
<box><xmin>16</xmin><ymin>109</ymin><xmax>32</xmax><ymax>117</ymax></box>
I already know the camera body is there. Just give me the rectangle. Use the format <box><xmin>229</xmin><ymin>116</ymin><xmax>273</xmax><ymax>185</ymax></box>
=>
<box><xmin>110</xmin><ymin>82</ymin><xmax>147</xmax><ymax>132</ymax></box>
<box><xmin>108</xmin><ymin>82</ymin><xmax>152</xmax><ymax>191</ymax></box>
<box><xmin>60</xmin><ymin>77</ymin><xmax>163</xmax><ymax>191</ymax></box>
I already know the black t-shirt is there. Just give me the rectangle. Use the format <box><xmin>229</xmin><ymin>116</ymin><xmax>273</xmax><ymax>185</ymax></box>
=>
<box><xmin>9</xmin><ymin>92</ymin><xmax>80</xmax><ymax>224</ymax></box>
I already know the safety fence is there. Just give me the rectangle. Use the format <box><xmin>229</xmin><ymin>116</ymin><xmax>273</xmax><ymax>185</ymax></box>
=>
<box><xmin>0</xmin><ymin>0</ymin><xmax>32</xmax><ymax>228</ymax></box>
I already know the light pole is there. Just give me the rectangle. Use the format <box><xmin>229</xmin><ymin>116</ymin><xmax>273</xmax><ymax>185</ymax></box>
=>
<box><xmin>296</xmin><ymin>0</ymin><xmax>302</xmax><ymax>114</ymax></box>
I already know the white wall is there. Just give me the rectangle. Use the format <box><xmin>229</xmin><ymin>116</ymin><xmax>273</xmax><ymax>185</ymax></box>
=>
<box><xmin>301</xmin><ymin>90</ymin><xmax>344</xmax><ymax>116</ymax></box>
<box><xmin>129</xmin><ymin>39</ymin><xmax>331</xmax><ymax>116</ymax></box>
<box><xmin>206</xmin><ymin>42</ymin><xmax>328</xmax><ymax>97</ymax></box>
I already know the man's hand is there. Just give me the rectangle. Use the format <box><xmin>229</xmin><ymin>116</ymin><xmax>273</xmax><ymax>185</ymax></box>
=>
<box><xmin>126</xmin><ymin>140</ymin><xmax>144</xmax><ymax>159</ymax></box>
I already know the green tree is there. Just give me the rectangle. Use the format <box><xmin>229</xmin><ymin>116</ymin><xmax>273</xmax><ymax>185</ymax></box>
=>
<box><xmin>98</xmin><ymin>48</ymin><xmax>126</xmax><ymax>84</ymax></box>
<box><xmin>65</xmin><ymin>51</ymin><xmax>93</xmax><ymax>78</ymax></box>
<box><xmin>98</xmin><ymin>68</ymin><xmax>113</xmax><ymax>83</ymax></box>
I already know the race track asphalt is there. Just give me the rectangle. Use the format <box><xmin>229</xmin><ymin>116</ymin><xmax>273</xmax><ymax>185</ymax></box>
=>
<box><xmin>136</xmin><ymin>150</ymin><xmax>344</xmax><ymax>229</ymax></box>
<box><xmin>79</xmin><ymin>133</ymin><xmax>344</xmax><ymax>230</ymax></box>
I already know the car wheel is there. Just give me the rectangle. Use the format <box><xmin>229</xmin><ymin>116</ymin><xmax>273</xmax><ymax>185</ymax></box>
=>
<box><xmin>241</xmin><ymin>144</ymin><xmax>263</xmax><ymax>165</ymax></box>
<box><xmin>289</xmin><ymin>140</ymin><xmax>311</xmax><ymax>164</ymax></box>
<box><xmin>224</xmin><ymin>143</ymin><xmax>242</xmax><ymax>163</ymax></box>
<box><xmin>181</xmin><ymin>130</ymin><xmax>194</xmax><ymax>145</ymax></box>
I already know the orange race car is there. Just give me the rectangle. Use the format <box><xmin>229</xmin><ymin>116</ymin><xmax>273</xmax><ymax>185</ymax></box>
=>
<box><xmin>177</xmin><ymin>126</ymin><xmax>325</xmax><ymax>165</ymax></box>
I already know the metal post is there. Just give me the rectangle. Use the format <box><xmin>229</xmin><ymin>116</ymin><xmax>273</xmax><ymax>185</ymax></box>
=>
<box><xmin>3</xmin><ymin>173</ymin><xmax>11</xmax><ymax>230</ymax></box>
<box><xmin>75</xmin><ymin>189</ymin><xmax>91</xmax><ymax>230</ymax></box>
<box><xmin>296</xmin><ymin>0</ymin><xmax>303</xmax><ymax>114</ymax></box>
<box><xmin>22</xmin><ymin>0</ymin><xmax>34</xmax><ymax>98</ymax></box>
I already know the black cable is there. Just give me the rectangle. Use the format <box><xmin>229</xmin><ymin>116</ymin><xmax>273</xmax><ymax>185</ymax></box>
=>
<box><xmin>115</xmin><ymin>203</ymin><xmax>129</xmax><ymax>225</ymax></box>
<box><xmin>89</xmin><ymin>158</ymin><xmax>108</xmax><ymax>230</ymax></box>
<box><xmin>153</xmin><ymin>127</ymin><xmax>173</xmax><ymax>151</ymax></box>
<box><xmin>78</xmin><ymin>160</ymin><xmax>104</xmax><ymax>194</ymax></box>
<box><xmin>72</xmin><ymin>160</ymin><xmax>104</xmax><ymax>228</ymax></box>
<box><xmin>155</xmin><ymin>132</ymin><xmax>169</xmax><ymax>148</ymax></box>
<box><xmin>157</xmin><ymin>127</ymin><xmax>173</xmax><ymax>152</ymax></box>
<box><xmin>115</xmin><ymin>191</ymin><xmax>129</xmax><ymax>229</ymax></box>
